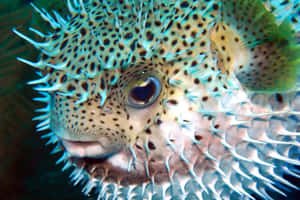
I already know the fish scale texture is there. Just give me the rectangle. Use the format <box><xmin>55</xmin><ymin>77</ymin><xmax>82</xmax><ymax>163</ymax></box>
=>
<box><xmin>14</xmin><ymin>0</ymin><xmax>300</xmax><ymax>200</ymax></box>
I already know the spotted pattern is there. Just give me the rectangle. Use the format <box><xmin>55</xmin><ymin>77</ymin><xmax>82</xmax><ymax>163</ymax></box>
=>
<box><xmin>15</xmin><ymin>0</ymin><xmax>300</xmax><ymax>200</ymax></box>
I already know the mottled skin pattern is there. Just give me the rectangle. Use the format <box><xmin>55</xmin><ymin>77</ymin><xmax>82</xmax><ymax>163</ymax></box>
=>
<box><xmin>14</xmin><ymin>0</ymin><xmax>300</xmax><ymax>200</ymax></box>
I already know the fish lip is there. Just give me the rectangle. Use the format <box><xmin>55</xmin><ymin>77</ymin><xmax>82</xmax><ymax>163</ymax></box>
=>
<box><xmin>59</xmin><ymin>137</ymin><xmax>121</xmax><ymax>159</ymax></box>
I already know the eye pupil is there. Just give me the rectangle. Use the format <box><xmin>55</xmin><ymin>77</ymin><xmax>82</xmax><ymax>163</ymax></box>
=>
<box><xmin>128</xmin><ymin>77</ymin><xmax>161</xmax><ymax>108</ymax></box>
<box><xmin>130</xmin><ymin>80</ymin><xmax>155</xmax><ymax>103</ymax></box>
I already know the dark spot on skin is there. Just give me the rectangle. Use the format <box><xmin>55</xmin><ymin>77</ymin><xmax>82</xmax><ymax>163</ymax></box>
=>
<box><xmin>80</xmin><ymin>28</ymin><xmax>87</xmax><ymax>36</ymax></box>
<box><xmin>146</xmin><ymin>31</ymin><xmax>154</xmax><ymax>41</ymax></box>
<box><xmin>154</xmin><ymin>21</ymin><xmax>162</xmax><ymax>26</ymax></box>
<box><xmin>60</xmin><ymin>75</ymin><xmax>67</xmax><ymax>83</ymax></box>
<box><xmin>60</xmin><ymin>40</ymin><xmax>68</xmax><ymax>50</ymax></box>
<box><xmin>139</xmin><ymin>50</ymin><xmax>147</xmax><ymax>56</ymax></box>
<box><xmin>124</xmin><ymin>32</ymin><xmax>133</xmax><ymax>39</ymax></box>
<box><xmin>148</xmin><ymin>141</ymin><xmax>156</xmax><ymax>150</ymax></box>
<box><xmin>191</xmin><ymin>61</ymin><xmax>198</xmax><ymax>67</ymax></box>
<box><xmin>145</xmin><ymin>21</ymin><xmax>151</xmax><ymax>28</ymax></box>
<box><xmin>171</xmin><ymin>40</ymin><xmax>178</xmax><ymax>46</ymax></box>
<box><xmin>67</xmin><ymin>84</ymin><xmax>76</xmax><ymax>91</ymax></box>
<box><xmin>193</xmin><ymin>14</ymin><xmax>198</xmax><ymax>20</ymax></box>
<box><xmin>275</xmin><ymin>93</ymin><xmax>284</xmax><ymax>104</ymax></box>
<box><xmin>82</xmin><ymin>82</ymin><xmax>88</xmax><ymax>91</ymax></box>
<box><xmin>195</xmin><ymin>135</ymin><xmax>203</xmax><ymax>141</ymax></box>
<box><xmin>155</xmin><ymin>119</ymin><xmax>162</xmax><ymax>125</ymax></box>
<box><xmin>145</xmin><ymin>128</ymin><xmax>151</xmax><ymax>134</ymax></box>
<box><xmin>202</xmin><ymin>96</ymin><xmax>208</xmax><ymax>101</ymax></box>
<box><xmin>103</xmin><ymin>39</ymin><xmax>110</xmax><ymax>45</ymax></box>
<box><xmin>180</xmin><ymin>1</ymin><xmax>189</xmax><ymax>8</ymax></box>
<box><xmin>214</xmin><ymin>124</ymin><xmax>220</xmax><ymax>129</ymax></box>
<box><xmin>167</xmin><ymin>99</ymin><xmax>178</xmax><ymax>105</ymax></box>
<box><xmin>212</xmin><ymin>4</ymin><xmax>219</xmax><ymax>10</ymax></box>
<box><xmin>135</xmin><ymin>144</ymin><xmax>143</xmax><ymax>150</ymax></box>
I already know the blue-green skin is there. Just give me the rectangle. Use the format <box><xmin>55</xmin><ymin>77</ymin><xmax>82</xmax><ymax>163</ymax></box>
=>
<box><xmin>14</xmin><ymin>0</ymin><xmax>300</xmax><ymax>200</ymax></box>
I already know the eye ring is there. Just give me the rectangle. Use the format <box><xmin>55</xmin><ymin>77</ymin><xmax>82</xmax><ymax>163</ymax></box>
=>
<box><xmin>127</xmin><ymin>76</ymin><xmax>161</xmax><ymax>108</ymax></box>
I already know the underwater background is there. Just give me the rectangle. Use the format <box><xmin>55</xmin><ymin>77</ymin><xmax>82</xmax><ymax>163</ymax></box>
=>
<box><xmin>0</xmin><ymin>0</ymin><xmax>299</xmax><ymax>200</ymax></box>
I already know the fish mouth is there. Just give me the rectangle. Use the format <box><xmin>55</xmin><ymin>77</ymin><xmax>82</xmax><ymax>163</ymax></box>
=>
<box><xmin>60</xmin><ymin>137</ymin><xmax>121</xmax><ymax>159</ymax></box>
<box><xmin>60</xmin><ymin>137</ymin><xmax>153</xmax><ymax>186</ymax></box>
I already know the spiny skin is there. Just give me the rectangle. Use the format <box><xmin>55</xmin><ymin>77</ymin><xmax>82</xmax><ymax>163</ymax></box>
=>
<box><xmin>14</xmin><ymin>0</ymin><xmax>300</xmax><ymax>200</ymax></box>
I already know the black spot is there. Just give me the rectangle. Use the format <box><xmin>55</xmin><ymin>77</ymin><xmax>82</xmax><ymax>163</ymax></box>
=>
<box><xmin>135</xmin><ymin>144</ymin><xmax>143</xmax><ymax>150</ymax></box>
<box><xmin>202</xmin><ymin>96</ymin><xmax>208</xmax><ymax>101</ymax></box>
<box><xmin>130</xmin><ymin>39</ymin><xmax>137</xmax><ymax>51</ymax></box>
<box><xmin>171</xmin><ymin>39</ymin><xmax>178</xmax><ymax>46</ymax></box>
<box><xmin>82</xmin><ymin>82</ymin><xmax>88</xmax><ymax>91</ymax></box>
<box><xmin>124</xmin><ymin>32</ymin><xmax>133</xmax><ymax>39</ymax></box>
<box><xmin>60</xmin><ymin>75</ymin><xmax>67</xmax><ymax>83</ymax></box>
<box><xmin>139</xmin><ymin>50</ymin><xmax>147</xmax><ymax>56</ymax></box>
<box><xmin>212</xmin><ymin>4</ymin><xmax>219</xmax><ymax>10</ymax></box>
<box><xmin>180</xmin><ymin>1</ymin><xmax>189</xmax><ymax>8</ymax></box>
<box><xmin>146</xmin><ymin>31</ymin><xmax>154</xmax><ymax>41</ymax></box>
<box><xmin>198</xmin><ymin>23</ymin><xmax>203</xmax><ymax>28</ymax></box>
<box><xmin>195</xmin><ymin>135</ymin><xmax>202</xmax><ymax>141</ymax></box>
<box><xmin>167</xmin><ymin>99</ymin><xmax>178</xmax><ymax>105</ymax></box>
<box><xmin>100</xmin><ymin>78</ymin><xmax>105</xmax><ymax>90</ymax></box>
<box><xmin>60</xmin><ymin>40</ymin><xmax>68</xmax><ymax>50</ymax></box>
<box><xmin>185</xmin><ymin>24</ymin><xmax>191</xmax><ymax>30</ymax></box>
<box><xmin>67</xmin><ymin>84</ymin><xmax>76</xmax><ymax>91</ymax></box>
<box><xmin>107</xmin><ymin>47</ymin><xmax>114</xmax><ymax>53</ymax></box>
<box><xmin>145</xmin><ymin>21</ymin><xmax>151</xmax><ymax>28</ymax></box>
<box><xmin>192</xmin><ymin>14</ymin><xmax>198</xmax><ymax>20</ymax></box>
<box><xmin>165</xmin><ymin>20</ymin><xmax>174</xmax><ymax>31</ymax></box>
<box><xmin>214</xmin><ymin>124</ymin><xmax>220</xmax><ymax>129</ymax></box>
<box><xmin>176</xmin><ymin>23</ymin><xmax>182</xmax><ymax>29</ymax></box>
<box><xmin>200</xmin><ymin>41</ymin><xmax>206</xmax><ymax>47</ymax></box>
<box><xmin>191</xmin><ymin>31</ymin><xmax>197</xmax><ymax>38</ymax></box>
<box><xmin>155</xmin><ymin>119</ymin><xmax>162</xmax><ymax>125</ymax></box>
<box><xmin>148</xmin><ymin>141</ymin><xmax>156</xmax><ymax>150</ymax></box>
<box><xmin>42</xmin><ymin>54</ymin><xmax>49</xmax><ymax>60</ymax></box>
<box><xmin>103</xmin><ymin>39</ymin><xmax>110</xmax><ymax>45</ymax></box>
<box><xmin>154</xmin><ymin>21</ymin><xmax>162</xmax><ymax>26</ymax></box>
<box><xmin>118</xmin><ymin>44</ymin><xmax>125</xmax><ymax>50</ymax></box>
<box><xmin>76</xmin><ymin>68</ymin><xmax>82</xmax><ymax>74</ymax></box>
<box><xmin>159</xmin><ymin>48</ymin><xmax>165</xmax><ymax>54</ymax></box>
<box><xmin>145</xmin><ymin>128</ymin><xmax>151</xmax><ymax>134</ymax></box>
<box><xmin>80</xmin><ymin>28</ymin><xmax>87</xmax><ymax>36</ymax></box>
<box><xmin>275</xmin><ymin>93</ymin><xmax>284</xmax><ymax>104</ymax></box>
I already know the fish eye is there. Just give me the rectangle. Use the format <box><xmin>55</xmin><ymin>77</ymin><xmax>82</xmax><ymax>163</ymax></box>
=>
<box><xmin>127</xmin><ymin>76</ymin><xmax>161</xmax><ymax>108</ymax></box>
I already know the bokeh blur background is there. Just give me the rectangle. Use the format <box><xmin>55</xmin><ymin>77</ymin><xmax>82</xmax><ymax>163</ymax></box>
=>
<box><xmin>0</xmin><ymin>0</ymin><xmax>299</xmax><ymax>200</ymax></box>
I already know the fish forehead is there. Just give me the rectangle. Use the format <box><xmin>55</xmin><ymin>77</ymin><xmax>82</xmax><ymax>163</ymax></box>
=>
<box><xmin>39</xmin><ymin>0</ymin><xmax>219</xmax><ymax>103</ymax></box>
<box><xmin>14</xmin><ymin>0</ymin><xmax>300</xmax><ymax>199</ymax></box>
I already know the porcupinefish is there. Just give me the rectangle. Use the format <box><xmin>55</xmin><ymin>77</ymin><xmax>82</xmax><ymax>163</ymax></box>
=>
<box><xmin>14</xmin><ymin>0</ymin><xmax>300</xmax><ymax>199</ymax></box>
